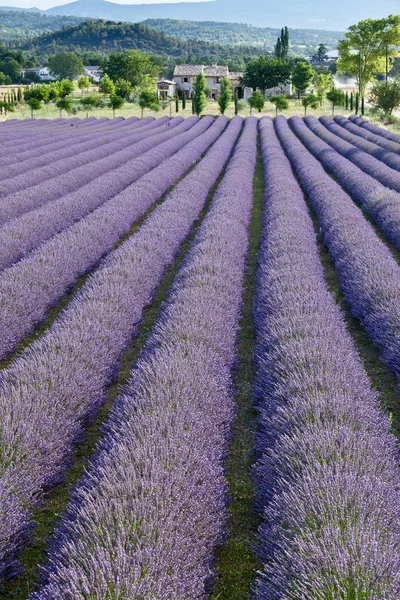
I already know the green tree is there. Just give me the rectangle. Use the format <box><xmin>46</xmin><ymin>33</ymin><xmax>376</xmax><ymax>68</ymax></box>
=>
<box><xmin>0</xmin><ymin>101</ymin><xmax>14</xmax><ymax>116</ymax></box>
<box><xmin>47</xmin><ymin>83</ymin><xmax>60</xmax><ymax>101</ymax></box>
<box><xmin>248</xmin><ymin>91</ymin><xmax>265</xmax><ymax>114</ymax></box>
<box><xmin>234</xmin><ymin>88</ymin><xmax>239</xmax><ymax>115</ymax></box>
<box><xmin>99</xmin><ymin>74</ymin><xmax>115</xmax><ymax>95</ymax></box>
<box><xmin>26</xmin><ymin>97</ymin><xmax>41</xmax><ymax>118</ymax></box>
<box><xmin>0</xmin><ymin>72</ymin><xmax>12</xmax><ymax>85</ymax></box>
<box><xmin>56</xmin><ymin>96</ymin><xmax>72</xmax><ymax>117</ymax></box>
<box><xmin>313</xmin><ymin>44</ymin><xmax>328</xmax><ymax>62</ymax></box>
<box><xmin>302</xmin><ymin>93</ymin><xmax>319</xmax><ymax>115</ymax></box>
<box><xmin>59</xmin><ymin>79</ymin><xmax>75</xmax><ymax>97</ymax></box>
<box><xmin>48</xmin><ymin>52</ymin><xmax>84</xmax><ymax>80</ymax></box>
<box><xmin>175</xmin><ymin>93</ymin><xmax>179</xmax><ymax>112</ymax></box>
<box><xmin>115</xmin><ymin>78</ymin><xmax>132</xmax><ymax>100</ymax></box>
<box><xmin>17</xmin><ymin>86</ymin><xmax>22</xmax><ymax>102</ymax></box>
<box><xmin>217</xmin><ymin>76</ymin><xmax>232</xmax><ymax>114</ymax></box>
<box><xmin>102</xmin><ymin>50</ymin><xmax>159</xmax><ymax>96</ymax></box>
<box><xmin>77</xmin><ymin>75</ymin><xmax>90</xmax><ymax>95</ymax></box>
<box><xmin>193</xmin><ymin>72</ymin><xmax>207</xmax><ymax>116</ymax></box>
<box><xmin>326</xmin><ymin>87</ymin><xmax>345</xmax><ymax>115</ymax></box>
<box><xmin>314</xmin><ymin>71</ymin><xmax>333</xmax><ymax>105</ymax></box>
<box><xmin>370</xmin><ymin>80</ymin><xmax>400</xmax><ymax>116</ymax></box>
<box><xmin>0</xmin><ymin>57</ymin><xmax>21</xmax><ymax>82</ymax></box>
<box><xmin>138</xmin><ymin>89</ymin><xmax>159</xmax><ymax>118</ymax></box>
<box><xmin>241</xmin><ymin>56</ymin><xmax>291</xmax><ymax>94</ymax></box>
<box><xmin>80</xmin><ymin>94</ymin><xmax>99</xmax><ymax>117</ymax></box>
<box><xmin>108</xmin><ymin>93</ymin><xmax>125</xmax><ymax>118</ymax></box>
<box><xmin>292</xmin><ymin>61</ymin><xmax>315</xmax><ymax>99</ymax></box>
<box><xmin>24</xmin><ymin>85</ymin><xmax>50</xmax><ymax>103</ymax></box>
<box><xmin>337</xmin><ymin>16</ymin><xmax>400</xmax><ymax>96</ymax></box>
<box><xmin>275</xmin><ymin>26</ymin><xmax>289</xmax><ymax>59</ymax></box>
<box><xmin>269</xmin><ymin>94</ymin><xmax>289</xmax><ymax>116</ymax></box>
<box><xmin>182</xmin><ymin>91</ymin><xmax>186</xmax><ymax>110</ymax></box>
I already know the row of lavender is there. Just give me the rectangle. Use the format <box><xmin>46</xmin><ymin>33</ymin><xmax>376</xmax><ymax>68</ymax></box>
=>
<box><xmin>338</xmin><ymin>114</ymin><xmax>400</xmax><ymax>151</ymax></box>
<box><xmin>0</xmin><ymin>116</ymin><xmax>168</xmax><ymax>208</ymax></box>
<box><xmin>31</xmin><ymin>116</ymin><xmax>257</xmax><ymax>600</ymax></box>
<box><xmin>0</xmin><ymin>117</ymin><xmax>195</xmax><ymax>272</ymax></box>
<box><xmin>288</xmin><ymin>116</ymin><xmax>400</xmax><ymax>252</ymax></box>
<box><xmin>0</xmin><ymin>116</ymin><xmax>241</xmax><ymax>580</ymax></box>
<box><xmin>0</xmin><ymin>116</ymin><xmax>138</xmax><ymax>163</ymax></box>
<box><xmin>276</xmin><ymin>116</ymin><xmax>400</xmax><ymax>385</ymax></box>
<box><xmin>348</xmin><ymin>114</ymin><xmax>400</xmax><ymax>143</ymax></box>
<box><xmin>253</xmin><ymin>116</ymin><xmax>400</xmax><ymax>598</ymax></box>
<box><xmin>0</xmin><ymin>116</ymin><xmax>214</xmax><ymax>359</ymax></box>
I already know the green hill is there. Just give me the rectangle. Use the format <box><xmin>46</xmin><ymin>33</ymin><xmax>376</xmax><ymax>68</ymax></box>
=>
<box><xmin>16</xmin><ymin>19</ymin><xmax>263</xmax><ymax>63</ymax></box>
<box><xmin>0</xmin><ymin>10</ymin><xmax>85</xmax><ymax>42</ymax></box>
<box><xmin>142</xmin><ymin>19</ymin><xmax>343</xmax><ymax>52</ymax></box>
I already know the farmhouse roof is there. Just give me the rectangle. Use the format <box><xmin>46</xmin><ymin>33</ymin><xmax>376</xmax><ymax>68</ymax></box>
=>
<box><xmin>228</xmin><ymin>72</ymin><xmax>244</xmax><ymax>80</ymax></box>
<box><xmin>157</xmin><ymin>80</ymin><xmax>175</xmax><ymax>85</ymax></box>
<box><xmin>174</xmin><ymin>65</ymin><xmax>204</xmax><ymax>76</ymax></box>
<box><xmin>203</xmin><ymin>65</ymin><xmax>228</xmax><ymax>77</ymax></box>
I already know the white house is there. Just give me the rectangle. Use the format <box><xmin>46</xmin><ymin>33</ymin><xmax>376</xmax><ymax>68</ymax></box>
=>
<box><xmin>84</xmin><ymin>66</ymin><xmax>101</xmax><ymax>83</ymax></box>
<box><xmin>156</xmin><ymin>80</ymin><xmax>177</xmax><ymax>99</ymax></box>
<box><xmin>174</xmin><ymin>64</ymin><xmax>291</xmax><ymax>100</ymax></box>
<box><xmin>20</xmin><ymin>67</ymin><xmax>55</xmax><ymax>82</ymax></box>
<box><xmin>173</xmin><ymin>64</ymin><xmax>232</xmax><ymax>98</ymax></box>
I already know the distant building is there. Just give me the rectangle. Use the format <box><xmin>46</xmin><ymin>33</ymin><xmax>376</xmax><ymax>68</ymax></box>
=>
<box><xmin>156</xmin><ymin>80</ymin><xmax>177</xmax><ymax>99</ymax></box>
<box><xmin>84</xmin><ymin>66</ymin><xmax>101</xmax><ymax>83</ymax></box>
<box><xmin>173</xmin><ymin>64</ymin><xmax>240</xmax><ymax>98</ymax></box>
<box><xmin>173</xmin><ymin>64</ymin><xmax>291</xmax><ymax>100</ymax></box>
<box><xmin>20</xmin><ymin>67</ymin><xmax>56</xmax><ymax>82</ymax></box>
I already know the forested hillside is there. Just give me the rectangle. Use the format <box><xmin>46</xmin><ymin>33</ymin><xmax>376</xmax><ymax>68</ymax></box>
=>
<box><xmin>0</xmin><ymin>10</ymin><xmax>84</xmax><ymax>42</ymax></box>
<box><xmin>16</xmin><ymin>19</ymin><xmax>263</xmax><ymax>63</ymax></box>
<box><xmin>142</xmin><ymin>19</ymin><xmax>343</xmax><ymax>51</ymax></box>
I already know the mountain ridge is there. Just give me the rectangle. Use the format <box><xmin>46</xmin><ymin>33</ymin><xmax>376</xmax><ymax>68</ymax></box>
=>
<box><xmin>0</xmin><ymin>0</ymin><xmax>399</xmax><ymax>31</ymax></box>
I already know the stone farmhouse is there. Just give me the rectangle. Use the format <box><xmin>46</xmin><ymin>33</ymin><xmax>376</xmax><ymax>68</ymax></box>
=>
<box><xmin>173</xmin><ymin>64</ymin><xmax>245</xmax><ymax>99</ymax></box>
<box><xmin>172</xmin><ymin>64</ymin><xmax>291</xmax><ymax>99</ymax></box>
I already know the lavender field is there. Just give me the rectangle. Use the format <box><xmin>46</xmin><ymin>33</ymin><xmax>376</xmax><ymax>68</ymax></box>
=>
<box><xmin>1</xmin><ymin>113</ymin><xmax>400</xmax><ymax>599</ymax></box>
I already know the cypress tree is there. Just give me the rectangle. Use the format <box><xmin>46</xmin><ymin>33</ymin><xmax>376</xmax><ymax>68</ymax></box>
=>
<box><xmin>193</xmin><ymin>72</ymin><xmax>207</xmax><ymax>116</ymax></box>
<box><xmin>17</xmin><ymin>87</ymin><xmax>22</xmax><ymax>103</ymax></box>
<box><xmin>182</xmin><ymin>91</ymin><xmax>186</xmax><ymax>110</ymax></box>
<box><xmin>217</xmin><ymin>77</ymin><xmax>232</xmax><ymax>114</ymax></box>
<box><xmin>361</xmin><ymin>96</ymin><xmax>365</xmax><ymax>116</ymax></box>
<box><xmin>234</xmin><ymin>89</ymin><xmax>238</xmax><ymax>115</ymax></box>
<box><xmin>274</xmin><ymin>37</ymin><xmax>282</xmax><ymax>59</ymax></box>
<box><xmin>283</xmin><ymin>26</ymin><xmax>289</xmax><ymax>59</ymax></box>
<box><xmin>345</xmin><ymin>91</ymin><xmax>349</xmax><ymax>110</ymax></box>
<box><xmin>355</xmin><ymin>92</ymin><xmax>359</xmax><ymax>114</ymax></box>
<box><xmin>175</xmin><ymin>94</ymin><xmax>179</xmax><ymax>112</ymax></box>
<box><xmin>350</xmin><ymin>92</ymin><xmax>353</xmax><ymax>111</ymax></box>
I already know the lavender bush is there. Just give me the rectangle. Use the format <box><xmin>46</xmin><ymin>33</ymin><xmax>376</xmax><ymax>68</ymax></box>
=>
<box><xmin>349</xmin><ymin>114</ymin><xmax>400</xmax><ymax>144</ymax></box>
<box><xmin>0</xmin><ymin>117</ymin><xmax>182</xmax><ymax>226</ymax></box>
<box><xmin>0</xmin><ymin>117</ymin><xmax>172</xmax><ymax>199</ymax></box>
<box><xmin>0</xmin><ymin>117</ymin><xmax>201</xmax><ymax>270</ymax></box>
<box><xmin>0</xmin><ymin>116</ymin><xmax>142</xmax><ymax>167</ymax></box>
<box><xmin>0</xmin><ymin>116</ymin><xmax>241</xmax><ymax>579</ymax></box>
<box><xmin>316</xmin><ymin>115</ymin><xmax>400</xmax><ymax>171</ymax></box>
<box><xmin>0</xmin><ymin>116</ymin><xmax>136</xmax><ymax>160</ymax></box>
<box><xmin>275</xmin><ymin>115</ymin><xmax>400</xmax><ymax>391</ymax></box>
<box><xmin>31</xmin><ymin>116</ymin><xmax>257</xmax><ymax>600</ymax></box>
<box><xmin>334</xmin><ymin>114</ymin><xmax>400</xmax><ymax>154</ymax></box>
<box><xmin>288</xmin><ymin>116</ymin><xmax>400</xmax><ymax>250</ymax></box>
<box><xmin>254</xmin><ymin>115</ymin><xmax>400</xmax><ymax>600</ymax></box>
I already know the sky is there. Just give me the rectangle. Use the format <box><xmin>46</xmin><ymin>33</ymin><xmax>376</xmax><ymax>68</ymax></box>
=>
<box><xmin>0</xmin><ymin>0</ymin><xmax>207</xmax><ymax>8</ymax></box>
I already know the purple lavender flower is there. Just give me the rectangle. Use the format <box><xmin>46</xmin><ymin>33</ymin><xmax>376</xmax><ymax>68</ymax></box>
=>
<box><xmin>0</xmin><ymin>115</ymin><xmax>242</xmax><ymax>580</ymax></box>
<box><xmin>254</xmin><ymin>116</ymin><xmax>400</xmax><ymax>600</ymax></box>
<box><xmin>31</xmin><ymin>117</ymin><xmax>257</xmax><ymax>600</ymax></box>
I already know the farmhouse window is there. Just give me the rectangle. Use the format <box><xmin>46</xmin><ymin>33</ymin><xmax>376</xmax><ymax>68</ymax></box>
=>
<box><xmin>183</xmin><ymin>77</ymin><xmax>189</xmax><ymax>82</ymax></box>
